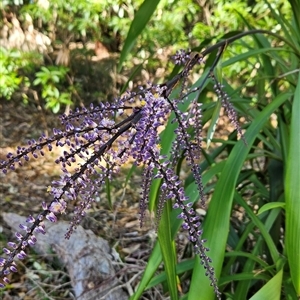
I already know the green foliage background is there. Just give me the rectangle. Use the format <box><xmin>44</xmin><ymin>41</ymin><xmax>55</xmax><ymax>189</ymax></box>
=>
<box><xmin>0</xmin><ymin>0</ymin><xmax>292</xmax><ymax>112</ymax></box>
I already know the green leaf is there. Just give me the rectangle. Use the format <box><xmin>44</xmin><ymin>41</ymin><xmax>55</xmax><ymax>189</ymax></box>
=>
<box><xmin>285</xmin><ymin>72</ymin><xmax>300</xmax><ymax>296</ymax></box>
<box><xmin>222</xmin><ymin>48</ymin><xmax>281</xmax><ymax>68</ymax></box>
<box><xmin>53</xmin><ymin>87</ymin><xmax>59</xmax><ymax>98</ymax></box>
<box><xmin>52</xmin><ymin>103</ymin><xmax>60</xmax><ymax>114</ymax></box>
<box><xmin>257</xmin><ymin>202</ymin><xmax>286</xmax><ymax>215</ymax></box>
<box><xmin>223</xmin><ymin>251</ymin><xmax>269</xmax><ymax>269</ymax></box>
<box><xmin>52</xmin><ymin>74</ymin><xmax>60</xmax><ymax>83</ymax></box>
<box><xmin>33</xmin><ymin>78</ymin><xmax>41</xmax><ymax>86</ymax></box>
<box><xmin>234</xmin><ymin>192</ymin><xmax>280</xmax><ymax>264</ymax></box>
<box><xmin>220</xmin><ymin>272</ymin><xmax>271</xmax><ymax>286</ymax></box>
<box><xmin>249</xmin><ymin>269</ymin><xmax>283</xmax><ymax>300</ymax></box>
<box><xmin>117</xmin><ymin>0</ymin><xmax>160</xmax><ymax>71</ymax></box>
<box><xmin>129</xmin><ymin>242</ymin><xmax>162</xmax><ymax>300</ymax></box>
<box><xmin>158</xmin><ymin>201</ymin><xmax>178</xmax><ymax>300</ymax></box>
<box><xmin>147</xmin><ymin>258</ymin><xmax>196</xmax><ymax>288</ymax></box>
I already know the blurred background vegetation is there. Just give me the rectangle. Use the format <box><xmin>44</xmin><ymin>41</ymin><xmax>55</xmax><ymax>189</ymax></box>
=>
<box><xmin>0</xmin><ymin>0</ymin><xmax>291</xmax><ymax>113</ymax></box>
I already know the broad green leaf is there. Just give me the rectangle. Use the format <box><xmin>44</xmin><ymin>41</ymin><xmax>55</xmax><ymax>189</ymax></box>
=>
<box><xmin>285</xmin><ymin>72</ymin><xmax>300</xmax><ymax>296</ymax></box>
<box><xmin>249</xmin><ymin>269</ymin><xmax>283</xmax><ymax>300</ymax></box>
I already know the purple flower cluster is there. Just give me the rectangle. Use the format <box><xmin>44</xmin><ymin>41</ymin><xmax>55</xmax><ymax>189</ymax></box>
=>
<box><xmin>172</xmin><ymin>49</ymin><xmax>191</xmax><ymax>65</ymax></box>
<box><xmin>0</xmin><ymin>47</ymin><xmax>244</xmax><ymax>299</ymax></box>
<box><xmin>212</xmin><ymin>74</ymin><xmax>246</xmax><ymax>144</ymax></box>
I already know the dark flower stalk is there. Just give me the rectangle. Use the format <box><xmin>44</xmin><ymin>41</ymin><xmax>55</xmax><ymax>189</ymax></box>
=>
<box><xmin>0</xmin><ymin>31</ymin><xmax>264</xmax><ymax>297</ymax></box>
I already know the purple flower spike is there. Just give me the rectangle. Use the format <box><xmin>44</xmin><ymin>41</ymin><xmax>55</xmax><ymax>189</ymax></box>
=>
<box><xmin>0</xmin><ymin>46</ymin><xmax>234</xmax><ymax>298</ymax></box>
<box><xmin>3</xmin><ymin>277</ymin><xmax>10</xmax><ymax>284</ymax></box>
<box><xmin>2</xmin><ymin>248</ymin><xmax>10</xmax><ymax>255</ymax></box>
<box><xmin>46</xmin><ymin>212</ymin><xmax>57</xmax><ymax>223</ymax></box>
<box><xmin>16</xmin><ymin>250</ymin><xmax>27</xmax><ymax>260</ymax></box>
<box><xmin>7</xmin><ymin>242</ymin><xmax>17</xmax><ymax>249</ymax></box>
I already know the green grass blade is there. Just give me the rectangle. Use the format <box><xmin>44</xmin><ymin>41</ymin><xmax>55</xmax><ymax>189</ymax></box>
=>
<box><xmin>257</xmin><ymin>202</ymin><xmax>286</xmax><ymax>215</ymax></box>
<box><xmin>117</xmin><ymin>0</ymin><xmax>160</xmax><ymax>71</ymax></box>
<box><xmin>234</xmin><ymin>199</ymin><xmax>282</xmax><ymax>298</ymax></box>
<box><xmin>189</xmin><ymin>92</ymin><xmax>292</xmax><ymax>300</ymax></box>
<box><xmin>279</xmin><ymin>115</ymin><xmax>290</xmax><ymax>165</ymax></box>
<box><xmin>147</xmin><ymin>258</ymin><xmax>196</xmax><ymax>288</ymax></box>
<box><xmin>158</xmin><ymin>201</ymin><xmax>178</xmax><ymax>300</ymax></box>
<box><xmin>285</xmin><ymin>72</ymin><xmax>300</xmax><ymax>295</ymax></box>
<box><xmin>129</xmin><ymin>241</ymin><xmax>162</xmax><ymax>300</ymax></box>
<box><xmin>222</xmin><ymin>222</ymin><xmax>255</xmax><ymax>275</ymax></box>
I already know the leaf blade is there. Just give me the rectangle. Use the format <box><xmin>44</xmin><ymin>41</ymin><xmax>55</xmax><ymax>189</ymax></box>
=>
<box><xmin>118</xmin><ymin>0</ymin><xmax>160</xmax><ymax>71</ymax></box>
<box><xmin>285</xmin><ymin>72</ymin><xmax>300</xmax><ymax>296</ymax></box>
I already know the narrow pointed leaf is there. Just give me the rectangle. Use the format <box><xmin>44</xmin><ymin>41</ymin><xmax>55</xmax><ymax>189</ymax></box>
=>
<box><xmin>285</xmin><ymin>73</ymin><xmax>300</xmax><ymax>295</ymax></box>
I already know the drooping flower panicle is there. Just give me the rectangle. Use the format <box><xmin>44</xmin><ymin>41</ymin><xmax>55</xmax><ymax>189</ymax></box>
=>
<box><xmin>0</xmin><ymin>46</ymin><xmax>245</xmax><ymax>300</ymax></box>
